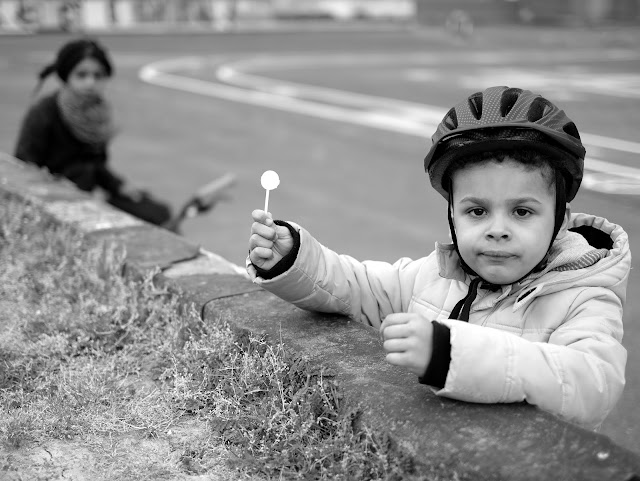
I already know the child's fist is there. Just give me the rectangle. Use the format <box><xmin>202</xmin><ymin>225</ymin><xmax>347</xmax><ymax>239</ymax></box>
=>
<box><xmin>249</xmin><ymin>209</ymin><xmax>294</xmax><ymax>271</ymax></box>
<box><xmin>380</xmin><ymin>313</ymin><xmax>433</xmax><ymax>376</ymax></box>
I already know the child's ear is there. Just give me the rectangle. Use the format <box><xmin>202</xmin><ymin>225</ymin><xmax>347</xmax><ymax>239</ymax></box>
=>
<box><xmin>556</xmin><ymin>203</ymin><xmax>571</xmax><ymax>239</ymax></box>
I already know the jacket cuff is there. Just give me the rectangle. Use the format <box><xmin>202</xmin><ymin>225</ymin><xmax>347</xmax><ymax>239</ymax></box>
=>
<box><xmin>252</xmin><ymin>220</ymin><xmax>300</xmax><ymax>279</ymax></box>
<box><xmin>97</xmin><ymin>167</ymin><xmax>125</xmax><ymax>194</ymax></box>
<box><xmin>419</xmin><ymin>321</ymin><xmax>451</xmax><ymax>389</ymax></box>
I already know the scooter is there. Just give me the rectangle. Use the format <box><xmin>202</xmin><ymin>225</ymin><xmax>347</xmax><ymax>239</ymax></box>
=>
<box><xmin>164</xmin><ymin>172</ymin><xmax>237</xmax><ymax>234</ymax></box>
<box><xmin>107</xmin><ymin>172</ymin><xmax>237</xmax><ymax>234</ymax></box>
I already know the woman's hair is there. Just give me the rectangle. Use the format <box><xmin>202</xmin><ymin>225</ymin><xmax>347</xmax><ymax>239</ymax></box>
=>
<box><xmin>33</xmin><ymin>37</ymin><xmax>113</xmax><ymax>95</ymax></box>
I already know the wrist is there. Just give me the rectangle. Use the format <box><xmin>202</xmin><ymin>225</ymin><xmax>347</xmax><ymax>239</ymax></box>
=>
<box><xmin>418</xmin><ymin>321</ymin><xmax>451</xmax><ymax>388</ymax></box>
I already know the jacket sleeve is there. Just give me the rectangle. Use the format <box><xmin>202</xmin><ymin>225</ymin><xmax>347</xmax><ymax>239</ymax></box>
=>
<box><xmin>437</xmin><ymin>285</ymin><xmax>626</xmax><ymax>429</ymax></box>
<box><xmin>14</xmin><ymin>103</ymin><xmax>50</xmax><ymax>167</ymax></box>
<box><xmin>248</xmin><ymin>224</ymin><xmax>426</xmax><ymax>328</ymax></box>
<box><xmin>95</xmin><ymin>160</ymin><xmax>125</xmax><ymax>195</ymax></box>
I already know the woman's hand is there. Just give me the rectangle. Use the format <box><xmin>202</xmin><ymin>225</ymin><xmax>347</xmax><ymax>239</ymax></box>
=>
<box><xmin>117</xmin><ymin>182</ymin><xmax>144</xmax><ymax>202</ymax></box>
<box><xmin>380</xmin><ymin>313</ymin><xmax>433</xmax><ymax>376</ymax></box>
<box><xmin>249</xmin><ymin>209</ymin><xmax>294</xmax><ymax>271</ymax></box>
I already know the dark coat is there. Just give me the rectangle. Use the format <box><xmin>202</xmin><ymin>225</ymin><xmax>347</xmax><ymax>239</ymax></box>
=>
<box><xmin>14</xmin><ymin>91</ymin><xmax>124</xmax><ymax>194</ymax></box>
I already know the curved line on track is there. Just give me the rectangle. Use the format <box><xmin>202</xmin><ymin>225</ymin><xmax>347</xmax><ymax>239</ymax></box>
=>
<box><xmin>139</xmin><ymin>54</ymin><xmax>640</xmax><ymax>195</ymax></box>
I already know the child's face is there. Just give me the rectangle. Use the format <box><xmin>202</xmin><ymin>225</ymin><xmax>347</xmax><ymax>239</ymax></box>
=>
<box><xmin>451</xmin><ymin>158</ymin><xmax>556</xmax><ymax>284</ymax></box>
<box><xmin>66</xmin><ymin>57</ymin><xmax>108</xmax><ymax>96</ymax></box>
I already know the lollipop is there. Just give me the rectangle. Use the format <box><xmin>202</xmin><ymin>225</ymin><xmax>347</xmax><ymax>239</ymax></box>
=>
<box><xmin>261</xmin><ymin>170</ymin><xmax>280</xmax><ymax>213</ymax></box>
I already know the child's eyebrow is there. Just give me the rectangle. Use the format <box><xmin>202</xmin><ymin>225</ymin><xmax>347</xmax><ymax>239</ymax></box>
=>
<box><xmin>457</xmin><ymin>196</ymin><xmax>544</xmax><ymax>206</ymax></box>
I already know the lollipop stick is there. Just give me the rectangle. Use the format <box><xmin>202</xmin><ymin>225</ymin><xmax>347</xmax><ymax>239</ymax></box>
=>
<box><xmin>264</xmin><ymin>189</ymin><xmax>270</xmax><ymax>213</ymax></box>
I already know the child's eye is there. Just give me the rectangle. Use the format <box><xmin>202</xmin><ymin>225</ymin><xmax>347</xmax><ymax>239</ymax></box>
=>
<box><xmin>514</xmin><ymin>208</ymin><xmax>532</xmax><ymax>218</ymax></box>
<box><xmin>75</xmin><ymin>70</ymin><xmax>105</xmax><ymax>80</ymax></box>
<box><xmin>468</xmin><ymin>208</ymin><xmax>485</xmax><ymax>217</ymax></box>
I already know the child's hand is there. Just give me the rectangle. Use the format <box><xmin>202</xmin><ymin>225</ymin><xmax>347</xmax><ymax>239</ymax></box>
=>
<box><xmin>380</xmin><ymin>313</ymin><xmax>433</xmax><ymax>376</ymax></box>
<box><xmin>249</xmin><ymin>209</ymin><xmax>294</xmax><ymax>271</ymax></box>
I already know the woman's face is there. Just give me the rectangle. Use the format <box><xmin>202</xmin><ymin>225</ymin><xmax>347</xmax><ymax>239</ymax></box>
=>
<box><xmin>66</xmin><ymin>57</ymin><xmax>108</xmax><ymax>95</ymax></box>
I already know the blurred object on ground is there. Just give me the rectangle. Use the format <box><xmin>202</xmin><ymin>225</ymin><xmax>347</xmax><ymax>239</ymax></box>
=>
<box><xmin>164</xmin><ymin>172</ymin><xmax>237</xmax><ymax>234</ymax></box>
<box><xmin>416</xmin><ymin>0</ymin><xmax>640</xmax><ymax>27</ymax></box>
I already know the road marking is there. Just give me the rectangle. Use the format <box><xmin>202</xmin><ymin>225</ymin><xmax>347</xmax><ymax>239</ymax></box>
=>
<box><xmin>140</xmin><ymin>58</ymin><xmax>439</xmax><ymax>137</ymax></box>
<box><xmin>405</xmin><ymin>68</ymin><xmax>640</xmax><ymax>100</ymax></box>
<box><xmin>581</xmin><ymin>157</ymin><xmax>640</xmax><ymax>195</ymax></box>
<box><xmin>581</xmin><ymin>134</ymin><xmax>640</xmax><ymax>156</ymax></box>
<box><xmin>139</xmin><ymin>53</ymin><xmax>640</xmax><ymax>195</ymax></box>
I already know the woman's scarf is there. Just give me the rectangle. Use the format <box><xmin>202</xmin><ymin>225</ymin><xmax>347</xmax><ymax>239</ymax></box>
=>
<box><xmin>56</xmin><ymin>87</ymin><xmax>116</xmax><ymax>145</ymax></box>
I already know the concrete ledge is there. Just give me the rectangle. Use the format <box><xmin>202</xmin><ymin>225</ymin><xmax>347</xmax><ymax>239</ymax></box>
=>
<box><xmin>204</xmin><ymin>291</ymin><xmax>640</xmax><ymax>480</ymax></box>
<box><xmin>2</xmin><ymin>153</ymin><xmax>639</xmax><ymax>481</ymax></box>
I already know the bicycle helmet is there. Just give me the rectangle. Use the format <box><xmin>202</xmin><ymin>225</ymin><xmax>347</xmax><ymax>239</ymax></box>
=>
<box><xmin>424</xmin><ymin>86</ymin><xmax>585</xmax><ymax>201</ymax></box>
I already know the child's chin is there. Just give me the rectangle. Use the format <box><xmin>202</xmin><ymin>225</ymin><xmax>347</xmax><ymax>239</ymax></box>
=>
<box><xmin>477</xmin><ymin>269</ymin><xmax>521</xmax><ymax>285</ymax></box>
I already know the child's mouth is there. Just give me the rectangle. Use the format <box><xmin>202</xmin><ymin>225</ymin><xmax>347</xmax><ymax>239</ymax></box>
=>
<box><xmin>481</xmin><ymin>251</ymin><xmax>515</xmax><ymax>259</ymax></box>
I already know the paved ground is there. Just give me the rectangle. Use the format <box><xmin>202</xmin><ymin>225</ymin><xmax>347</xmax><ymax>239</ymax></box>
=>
<box><xmin>1</xmin><ymin>23</ymin><xmax>639</xmax><ymax>454</ymax></box>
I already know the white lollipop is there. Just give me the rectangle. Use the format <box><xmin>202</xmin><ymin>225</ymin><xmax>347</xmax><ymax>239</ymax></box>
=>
<box><xmin>261</xmin><ymin>170</ymin><xmax>280</xmax><ymax>213</ymax></box>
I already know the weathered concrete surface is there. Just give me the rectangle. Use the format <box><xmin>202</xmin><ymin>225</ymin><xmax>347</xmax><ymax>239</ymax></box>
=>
<box><xmin>161</xmin><ymin>273</ymin><xmax>262</xmax><ymax>317</ymax></box>
<box><xmin>2</xmin><ymin>154</ymin><xmax>640</xmax><ymax>481</ymax></box>
<box><xmin>0</xmin><ymin>152</ymin><xmax>86</xmax><ymax>203</ymax></box>
<box><xmin>86</xmin><ymin>225</ymin><xmax>200</xmax><ymax>270</ymax></box>
<box><xmin>198</xmin><ymin>290</ymin><xmax>640</xmax><ymax>481</ymax></box>
<box><xmin>162</xmin><ymin>250</ymin><xmax>245</xmax><ymax>277</ymax></box>
<box><xmin>0</xmin><ymin>154</ymin><xmax>200</xmax><ymax>269</ymax></box>
<box><xmin>0</xmin><ymin>152</ymin><xmax>144</xmax><ymax>231</ymax></box>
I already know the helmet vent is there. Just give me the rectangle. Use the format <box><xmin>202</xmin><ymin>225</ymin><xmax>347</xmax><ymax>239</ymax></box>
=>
<box><xmin>443</xmin><ymin>108</ymin><xmax>458</xmax><ymax>130</ymax></box>
<box><xmin>468</xmin><ymin>92</ymin><xmax>483</xmax><ymax>120</ymax></box>
<box><xmin>527</xmin><ymin>97</ymin><xmax>553</xmax><ymax>122</ymax></box>
<box><xmin>563</xmin><ymin>121</ymin><xmax>581</xmax><ymax>140</ymax></box>
<box><xmin>500</xmin><ymin>88</ymin><xmax>523</xmax><ymax>117</ymax></box>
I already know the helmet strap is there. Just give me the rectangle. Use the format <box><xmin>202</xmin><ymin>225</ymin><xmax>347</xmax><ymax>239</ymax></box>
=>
<box><xmin>550</xmin><ymin>169</ymin><xmax>567</xmax><ymax>248</ymax></box>
<box><xmin>447</xmin><ymin>180</ymin><xmax>481</xmax><ymax>278</ymax></box>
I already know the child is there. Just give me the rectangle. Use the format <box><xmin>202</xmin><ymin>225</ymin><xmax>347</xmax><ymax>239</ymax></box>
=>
<box><xmin>247</xmin><ymin>86</ymin><xmax>630</xmax><ymax>430</ymax></box>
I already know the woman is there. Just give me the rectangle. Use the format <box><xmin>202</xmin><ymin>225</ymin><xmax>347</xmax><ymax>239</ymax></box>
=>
<box><xmin>14</xmin><ymin>37</ymin><xmax>172</xmax><ymax>226</ymax></box>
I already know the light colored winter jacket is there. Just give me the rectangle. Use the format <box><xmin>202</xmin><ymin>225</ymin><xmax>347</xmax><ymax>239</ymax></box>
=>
<box><xmin>247</xmin><ymin>212</ymin><xmax>631</xmax><ymax>429</ymax></box>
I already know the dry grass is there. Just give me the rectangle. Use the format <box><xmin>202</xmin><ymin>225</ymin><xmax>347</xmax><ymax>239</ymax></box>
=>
<box><xmin>0</xmin><ymin>196</ymin><xmax>450</xmax><ymax>480</ymax></box>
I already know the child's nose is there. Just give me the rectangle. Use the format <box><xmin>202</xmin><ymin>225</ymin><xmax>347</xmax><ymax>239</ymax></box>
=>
<box><xmin>485</xmin><ymin>217</ymin><xmax>511</xmax><ymax>240</ymax></box>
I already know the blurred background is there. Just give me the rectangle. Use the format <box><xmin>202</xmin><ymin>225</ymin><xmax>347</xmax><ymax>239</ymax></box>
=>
<box><xmin>0</xmin><ymin>0</ymin><xmax>638</xmax><ymax>32</ymax></box>
<box><xmin>1</xmin><ymin>0</ymin><xmax>639</xmax><ymax>458</ymax></box>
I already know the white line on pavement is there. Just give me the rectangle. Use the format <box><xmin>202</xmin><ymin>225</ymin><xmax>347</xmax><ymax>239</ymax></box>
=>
<box><xmin>139</xmin><ymin>54</ymin><xmax>640</xmax><ymax>195</ymax></box>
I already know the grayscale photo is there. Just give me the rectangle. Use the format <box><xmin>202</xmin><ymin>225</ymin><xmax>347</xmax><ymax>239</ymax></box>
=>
<box><xmin>1</xmin><ymin>1</ymin><xmax>639</xmax><ymax>479</ymax></box>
